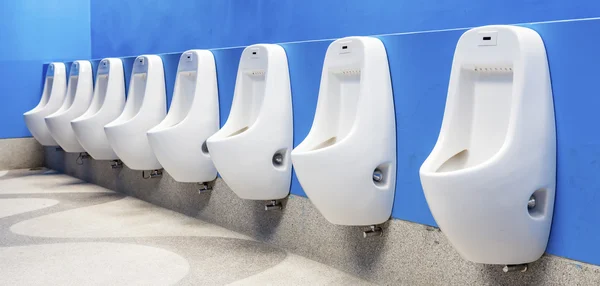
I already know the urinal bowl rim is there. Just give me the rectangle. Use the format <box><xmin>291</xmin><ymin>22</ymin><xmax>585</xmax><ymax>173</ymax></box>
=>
<box><xmin>105</xmin><ymin>111</ymin><xmax>145</xmax><ymax>129</ymax></box>
<box><xmin>23</xmin><ymin>109</ymin><xmax>47</xmax><ymax>117</ymax></box>
<box><xmin>148</xmin><ymin>111</ymin><xmax>209</xmax><ymax>134</ymax></box>
<box><xmin>208</xmin><ymin>117</ymin><xmax>265</xmax><ymax>143</ymax></box>
<box><xmin>45</xmin><ymin>102</ymin><xmax>86</xmax><ymax>121</ymax></box>
<box><xmin>70</xmin><ymin>116</ymin><xmax>92</xmax><ymax>126</ymax></box>
<box><xmin>420</xmin><ymin>136</ymin><xmax>516</xmax><ymax>178</ymax></box>
<box><xmin>292</xmin><ymin>124</ymin><xmax>364</xmax><ymax>156</ymax></box>
<box><xmin>147</xmin><ymin>121</ymin><xmax>181</xmax><ymax>134</ymax></box>
<box><xmin>24</xmin><ymin>106</ymin><xmax>49</xmax><ymax>116</ymax></box>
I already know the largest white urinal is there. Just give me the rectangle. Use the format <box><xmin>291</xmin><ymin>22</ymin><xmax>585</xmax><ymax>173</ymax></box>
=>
<box><xmin>24</xmin><ymin>63</ymin><xmax>67</xmax><ymax>146</ymax></box>
<box><xmin>291</xmin><ymin>37</ymin><xmax>396</xmax><ymax>226</ymax></box>
<box><xmin>72</xmin><ymin>58</ymin><xmax>126</xmax><ymax>160</ymax></box>
<box><xmin>45</xmin><ymin>61</ymin><xmax>94</xmax><ymax>152</ymax></box>
<box><xmin>147</xmin><ymin>50</ymin><xmax>219</xmax><ymax>183</ymax></box>
<box><xmin>104</xmin><ymin>55</ymin><xmax>166</xmax><ymax>170</ymax></box>
<box><xmin>419</xmin><ymin>25</ymin><xmax>556</xmax><ymax>265</ymax></box>
<box><xmin>206</xmin><ymin>44</ymin><xmax>293</xmax><ymax>200</ymax></box>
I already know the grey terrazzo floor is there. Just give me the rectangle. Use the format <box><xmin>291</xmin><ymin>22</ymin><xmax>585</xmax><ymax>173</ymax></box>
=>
<box><xmin>0</xmin><ymin>168</ymin><xmax>371</xmax><ymax>286</ymax></box>
<box><xmin>43</xmin><ymin>147</ymin><xmax>600</xmax><ymax>286</ymax></box>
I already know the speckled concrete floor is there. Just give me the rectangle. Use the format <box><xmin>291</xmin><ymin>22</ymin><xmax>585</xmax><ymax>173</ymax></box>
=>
<box><xmin>0</xmin><ymin>168</ymin><xmax>371</xmax><ymax>286</ymax></box>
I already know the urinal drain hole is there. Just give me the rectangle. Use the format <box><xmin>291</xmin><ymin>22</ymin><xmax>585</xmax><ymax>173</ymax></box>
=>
<box><xmin>373</xmin><ymin>169</ymin><xmax>384</xmax><ymax>183</ymax></box>
<box><xmin>527</xmin><ymin>195</ymin><xmax>536</xmax><ymax>209</ymax></box>
<box><xmin>527</xmin><ymin>188</ymin><xmax>548</xmax><ymax>218</ymax></box>
<box><xmin>201</xmin><ymin>141</ymin><xmax>209</xmax><ymax>155</ymax></box>
<box><xmin>272</xmin><ymin>153</ymin><xmax>284</xmax><ymax>167</ymax></box>
<box><xmin>372</xmin><ymin>163</ymin><xmax>392</xmax><ymax>187</ymax></box>
<box><xmin>272</xmin><ymin>149</ymin><xmax>288</xmax><ymax>168</ymax></box>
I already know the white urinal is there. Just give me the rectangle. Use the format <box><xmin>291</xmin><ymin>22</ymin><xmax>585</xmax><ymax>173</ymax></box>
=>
<box><xmin>72</xmin><ymin>58</ymin><xmax>126</xmax><ymax>160</ymax></box>
<box><xmin>206</xmin><ymin>44</ymin><xmax>292</xmax><ymax>200</ymax></box>
<box><xmin>24</xmin><ymin>62</ymin><xmax>67</xmax><ymax>146</ymax></box>
<box><xmin>419</xmin><ymin>25</ymin><xmax>555</xmax><ymax>265</ymax></box>
<box><xmin>104</xmin><ymin>55</ymin><xmax>166</xmax><ymax>170</ymax></box>
<box><xmin>45</xmin><ymin>61</ymin><xmax>94</xmax><ymax>152</ymax></box>
<box><xmin>147</xmin><ymin>50</ymin><xmax>219</xmax><ymax>182</ymax></box>
<box><xmin>291</xmin><ymin>37</ymin><xmax>396</xmax><ymax>226</ymax></box>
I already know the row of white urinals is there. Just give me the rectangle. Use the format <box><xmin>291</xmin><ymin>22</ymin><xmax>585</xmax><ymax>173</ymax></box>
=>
<box><xmin>23</xmin><ymin>25</ymin><xmax>556</xmax><ymax>267</ymax></box>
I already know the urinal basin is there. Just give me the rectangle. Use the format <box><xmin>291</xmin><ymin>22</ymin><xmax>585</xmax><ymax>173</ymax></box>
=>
<box><xmin>24</xmin><ymin>63</ymin><xmax>67</xmax><ymax>146</ymax></box>
<box><xmin>419</xmin><ymin>25</ymin><xmax>555</xmax><ymax>265</ymax></box>
<box><xmin>206</xmin><ymin>44</ymin><xmax>292</xmax><ymax>200</ymax></box>
<box><xmin>104</xmin><ymin>55</ymin><xmax>166</xmax><ymax>170</ymax></box>
<box><xmin>420</xmin><ymin>153</ymin><xmax>555</xmax><ymax>264</ymax></box>
<box><xmin>291</xmin><ymin>36</ymin><xmax>396</xmax><ymax>226</ymax></box>
<box><xmin>72</xmin><ymin>58</ymin><xmax>126</xmax><ymax>160</ymax></box>
<box><xmin>207</xmin><ymin>127</ymin><xmax>291</xmax><ymax>200</ymax></box>
<box><xmin>147</xmin><ymin>50</ymin><xmax>219</xmax><ymax>183</ymax></box>
<box><xmin>45</xmin><ymin>61</ymin><xmax>93</xmax><ymax>152</ymax></box>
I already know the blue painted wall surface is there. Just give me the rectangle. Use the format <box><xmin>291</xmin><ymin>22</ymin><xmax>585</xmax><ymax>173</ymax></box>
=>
<box><xmin>0</xmin><ymin>0</ymin><xmax>91</xmax><ymax>138</ymax></box>
<box><xmin>90</xmin><ymin>0</ymin><xmax>600</xmax><ymax>58</ymax></box>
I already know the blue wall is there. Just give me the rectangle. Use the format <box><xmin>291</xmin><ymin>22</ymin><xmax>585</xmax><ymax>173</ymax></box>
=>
<box><xmin>0</xmin><ymin>0</ymin><xmax>91</xmax><ymax>138</ymax></box>
<box><xmin>90</xmin><ymin>0</ymin><xmax>600</xmax><ymax>58</ymax></box>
